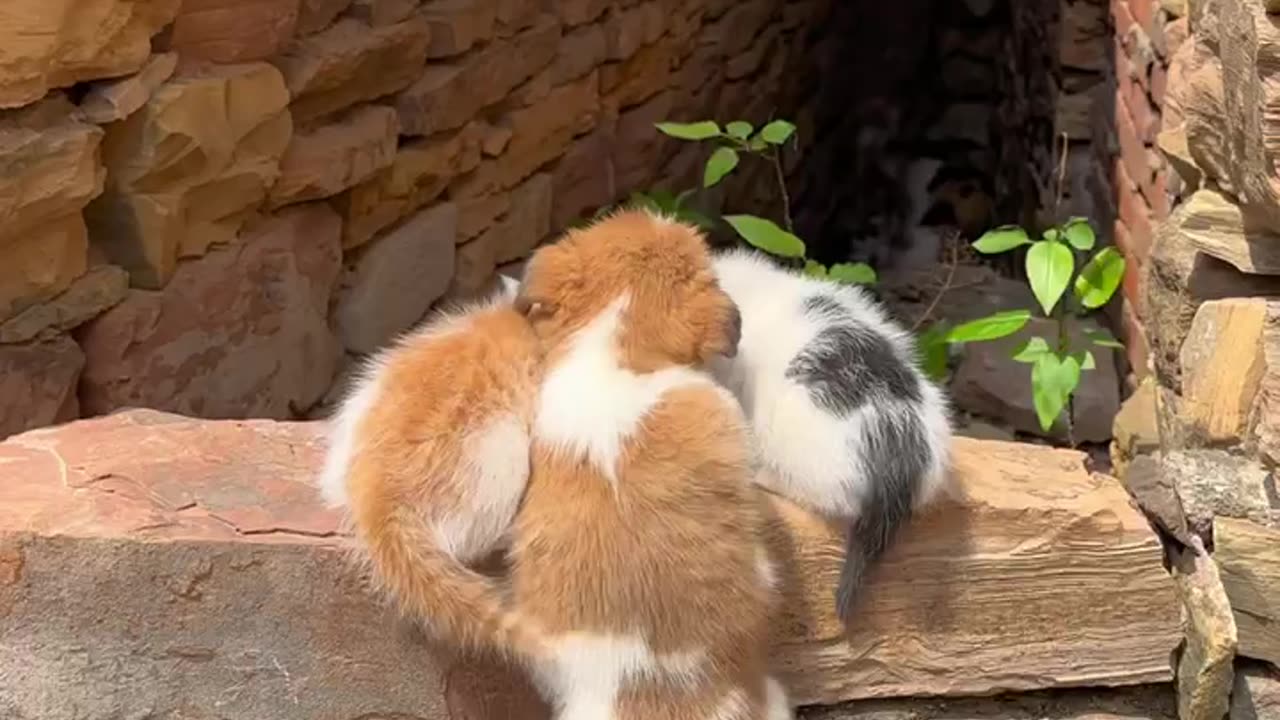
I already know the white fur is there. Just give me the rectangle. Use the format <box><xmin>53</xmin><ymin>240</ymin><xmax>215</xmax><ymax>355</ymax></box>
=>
<box><xmin>755</xmin><ymin>545</ymin><xmax>779</xmax><ymax>592</ymax></box>
<box><xmin>764</xmin><ymin>676</ymin><xmax>792</xmax><ymax>720</ymax></box>
<box><xmin>534</xmin><ymin>294</ymin><xmax>720</xmax><ymax>484</ymax></box>
<box><xmin>433</xmin><ymin>412</ymin><xmax>530</xmax><ymax>562</ymax></box>
<box><xmin>540</xmin><ymin>633</ymin><xmax>709</xmax><ymax>720</ymax></box>
<box><xmin>710</xmin><ymin>249</ymin><xmax>952</xmax><ymax>520</ymax></box>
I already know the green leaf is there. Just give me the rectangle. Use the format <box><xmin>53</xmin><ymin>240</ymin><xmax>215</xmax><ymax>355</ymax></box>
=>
<box><xmin>759</xmin><ymin>119</ymin><xmax>797</xmax><ymax>145</ymax></box>
<box><xmin>627</xmin><ymin>191</ymin><xmax>660</xmax><ymax>213</ymax></box>
<box><xmin>916</xmin><ymin>324</ymin><xmax>951</xmax><ymax>382</ymax></box>
<box><xmin>1072</xmin><ymin>349</ymin><xmax>1097</xmax><ymax>371</ymax></box>
<box><xmin>680</xmin><ymin>209</ymin><xmax>718</xmax><ymax>231</ymax></box>
<box><xmin>1083</xmin><ymin>327</ymin><xmax>1124</xmax><ymax>348</ymax></box>
<box><xmin>945</xmin><ymin>309</ymin><xmax>1032</xmax><ymax>344</ymax></box>
<box><xmin>1073</xmin><ymin>247</ymin><xmax>1126</xmax><ymax>309</ymax></box>
<box><xmin>973</xmin><ymin>225</ymin><xmax>1032</xmax><ymax>254</ymax></box>
<box><xmin>1011</xmin><ymin>336</ymin><xmax>1052</xmax><ymax>363</ymax></box>
<box><xmin>703</xmin><ymin>147</ymin><xmax>740</xmax><ymax>188</ymax></box>
<box><xmin>1043</xmin><ymin>228</ymin><xmax>1060</xmax><ymax>242</ymax></box>
<box><xmin>1031</xmin><ymin>353</ymin><xmax>1082</xmax><ymax>432</ymax></box>
<box><xmin>804</xmin><ymin>260</ymin><xmax>828</xmax><ymax>278</ymax></box>
<box><xmin>655</xmin><ymin>121</ymin><xmax>721</xmax><ymax>141</ymax></box>
<box><xmin>1063</xmin><ymin>217</ymin><xmax>1096</xmax><ymax>251</ymax></box>
<box><xmin>827</xmin><ymin>262</ymin><xmax>877</xmax><ymax>285</ymax></box>
<box><xmin>724</xmin><ymin>215</ymin><xmax>807</xmax><ymax>258</ymax></box>
<box><xmin>1026</xmin><ymin>240</ymin><xmax>1075</xmax><ymax>315</ymax></box>
<box><xmin>725</xmin><ymin>121</ymin><xmax>753</xmax><ymax>140</ymax></box>
<box><xmin>674</xmin><ymin>188</ymin><xmax>696</xmax><ymax>207</ymax></box>
<box><xmin>748</xmin><ymin>136</ymin><xmax>768</xmax><ymax>152</ymax></box>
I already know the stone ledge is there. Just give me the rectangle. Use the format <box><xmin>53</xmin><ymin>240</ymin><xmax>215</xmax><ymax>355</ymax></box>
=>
<box><xmin>0</xmin><ymin>410</ymin><xmax>1182</xmax><ymax>718</ymax></box>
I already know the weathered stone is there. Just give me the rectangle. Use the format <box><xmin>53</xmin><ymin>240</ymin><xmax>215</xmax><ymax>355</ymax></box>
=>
<box><xmin>86</xmin><ymin>62</ymin><xmax>292</xmax><ymax>289</ymax></box>
<box><xmin>273</xmin><ymin>16</ymin><xmax>430</xmax><ymax>123</ymax></box>
<box><xmin>1060</xmin><ymin>0</ymin><xmax>1108</xmax><ymax>71</ymax></box>
<box><xmin>802</xmin><ymin>685</ymin><xmax>1177</xmax><ymax>719</ymax></box>
<box><xmin>926</xmin><ymin>103</ymin><xmax>992</xmax><ymax>146</ymax></box>
<box><xmin>269</xmin><ymin>104</ymin><xmax>399</xmax><ymax>208</ymax></box>
<box><xmin>553</xmin><ymin>22</ymin><xmax>607</xmax><ymax>84</ymax></box>
<box><xmin>711</xmin><ymin>0</ymin><xmax>774</xmax><ymax>58</ymax></box>
<box><xmin>550</xmin><ymin>122</ymin><xmax>617</xmax><ymax>231</ymax></box>
<box><xmin>940</xmin><ymin>53</ymin><xmax>997</xmax><ymax>98</ymax></box>
<box><xmin>1231</xmin><ymin>661</ymin><xmax>1280</xmax><ymax>720</ymax></box>
<box><xmin>77</xmin><ymin>205</ymin><xmax>342</xmax><ymax>420</ymax></box>
<box><xmin>483</xmin><ymin>172</ymin><xmax>552</xmax><ymax>266</ymax></box>
<box><xmin>1215</xmin><ymin>517</ymin><xmax>1280</xmax><ymax>665</ymax></box>
<box><xmin>165</xmin><ymin>0</ymin><xmax>300</xmax><ymax>63</ymax></box>
<box><xmin>1254</xmin><ymin>301</ymin><xmax>1280</xmax><ymax>465</ymax></box>
<box><xmin>0</xmin><ymin>264</ymin><xmax>128</xmax><ymax>344</ymax></box>
<box><xmin>1179</xmin><ymin>298</ymin><xmax>1267</xmax><ymax>443</ymax></box>
<box><xmin>0</xmin><ymin>421</ymin><xmax>1180</xmax><ymax>715</ymax></box>
<box><xmin>1121</xmin><ymin>455</ymin><xmax>1193</xmax><ymax>545</ymax></box>
<box><xmin>603</xmin><ymin>1</ymin><xmax>665</xmax><ymax>61</ymax></box>
<box><xmin>1161</xmin><ymin>450</ymin><xmax>1277</xmax><ymax>541</ymax></box>
<box><xmin>495</xmin><ymin>0</ymin><xmax>540</xmax><ymax>35</ymax></box>
<box><xmin>296</xmin><ymin>0</ymin><xmax>352</xmax><ymax>34</ymax></box>
<box><xmin>395</xmin><ymin>15</ymin><xmax>559</xmax><ymax>136</ymax></box>
<box><xmin>332</xmin><ymin>122</ymin><xmax>483</xmax><ymax>248</ymax></box>
<box><xmin>0</xmin><ymin>334</ymin><xmax>83</xmax><ymax>440</ymax></box>
<box><xmin>1177</xmin><ymin>189</ymin><xmax>1280</xmax><ymax>274</ymax></box>
<box><xmin>602</xmin><ymin>39</ymin><xmax>673</xmax><ymax>109</ymax></box>
<box><xmin>0</xmin><ymin>0</ymin><xmax>179</xmax><ymax>108</ymax></box>
<box><xmin>1144</xmin><ymin>202</ymin><xmax>1280</xmax><ymax>390</ymax></box>
<box><xmin>951</xmin><ymin>317</ymin><xmax>1122</xmax><ymax>443</ymax></box>
<box><xmin>953</xmin><ymin>419</ymin><xmax>1018</xmax><ymax>442</ymax></box>
<box><xmin>79</xmin><ymin>52</ymin><xmax>179</xmax><ymax>124</ymax></box>
<box><xmin>1111</xmin><ymin>377</ymin><xmax>1161</xmax><ymax>478</ymax></box>
<box><xmin>0</xmin><ymin>95</ymin><xmax>105</xmax><ymax>246</ymax></box>
<box><xmin>556</xmin><ymin>0</ymin><xmax>610</xmax><ymax>26</ymax></box>
<box><xmin>1170</xmin><ymin>540</ymin><xmax>1237</xmax><ymax>720</ymax></box>
<box><xmin>335</xmin><ymin>202</ymin><xmax>457</xmax><ymax>354</ymax></box>
<box><xmin>613</xmin><ymin>90</ymin><xmax>674</xmax><ymax>194</ymax></box>
<box><xmin>453</xmin><ymin>190</ymin><xmax>509</xmax><ymax>242</ymax></box>
<box><xmin>349</xmin><ymin>0</ymin><xmax>418</xmax><ymax>25</ymax></box>
<box><xmin>420</xmin><ymin>0</ymin><xmax>498</xmax><ymax>57</ymax></box>
<box><xmin>449</xmin><ymin>232</ymin><xmax>500</xmax><ymax>300</ymax></box>
<box><xmin>481</xmin><ymin>123</ymin><xmax>512</xmax><ymax>156</ymax></box>
<box><xmin>0</xmin><ymin>214</ymin><xmax>89</xmax><ymax>325</ymax></box>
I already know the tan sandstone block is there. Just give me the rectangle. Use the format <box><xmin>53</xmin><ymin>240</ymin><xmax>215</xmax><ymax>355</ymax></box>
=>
<box><xmin>0</xmin><ymin>0</ymin><xmax>179</xmax><ymax>108</ymax></box>
<box><xmin>165</xmin><ymin>0</ymin><xmax>300</xmax><ymax>63</ymax></box>
<box><xmin>420</xmin><ymin>0</ymin><xmax>498</xmax><ymax>57</ymax></box>
<box><xmin>1171</xmin><ymin>543</ymin><xmax>1238</xmax><ymax>720</ymax></box>
<box><xmin>0</xmin><ymin>334</ymin><xmax>83</xmax><ymax>440</ymax></box>
<box><xmin>1179</xmin><ymin>298</ymin><xmax>1268</xmax><ymax>443</ymax></box>
<box><xmin>332</xmin><ymin>122</ymin><xmax>483</xmax><ymax>248</ymax></box>
<box><xmin>77</xmin><ymin>205</ymin><xmax>342</xmax><ymax>420</ymax></box>
<box><xmin>79</xmin><ymin>52</ymin><xmax>179</xmax><ymax>124</ymax></box>
<box><xmin>0</xmin><ymin>421</ymin><xmax>1180</xmax><ymax>716</ymax></box>
<box><xmin>490</xmin><ymin>172</ymin><xmax>552</xmax><ymax>265</ymax></box>
<box><xmin>601</xmin><ymin>39</ymin><xmax>673</xmax><ymax>110</ymax></box>
<box><xmin>1178</xmin><ymin>188</ymin><xmax>1280</xmax><ymax>274</ymax></box>
<box><xmin>296</xmin><ymin>0</ymin><xmax>352</xmax><ymax>34</ymax></box>
<box><xmin>550</xmin><ymin>121</ymin><xmax>618</xmax><ymax>230</ymax></box>
<box><xmin>395</xmin><ymin>15</ymin><xmax>559</xmax><ymax>136</ymax></box>
<box><xmin>86</xmin><ymin>62</ymin><xmax>292</xmax><ymax>289</ymax></box>
<box><xmin>0</xmin><ymin>214</ymin><xmax>89</xmax><ymax>325</ymax></box>
<box><xmin>0</xmin><ymin>264</ymin><xmax>128</xmax><ymax>344</ymax></box>
<box><xmin>273</xmin><ymin>16</ymin><xmax>431</xmax><ymax>124</ymax></box>
<box><xmin>0</xmin><ymin>96</ymin><xmax>105</xmax><ymax>247</ymax></box>
<box><xmin>269</xmin><ymin>104</ymin><xmax>399</xmax><ymax>208</ymax></box>
<box><xmin>1215</xmin><ymin>518</ymin><xmax>1280</xmax><ymax>665</ymax></box>
<box><xmin>552</xmin><ymin>22</ymin><xmax>608</xmax><ymax>84</ymax></box>
<box><xmin>603</xmin><ymin>1</ymin><xmax>666</xmax><ymax>61</ymax></box>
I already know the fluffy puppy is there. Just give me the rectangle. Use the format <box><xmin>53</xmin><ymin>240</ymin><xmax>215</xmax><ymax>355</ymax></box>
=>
<box><xmin>510</xmin><ymin>210</ymin><xmax>791</xmax><ymax>720</ymax></box>
<box><xmin>318</xmin><ymin>282</ymin><xmax>546</xmax><ymax>662</ymax></box>
<box><xmin>709</xmin><ymin>248</ymin><xmax>953</xmax><ymax>621</ymax></box>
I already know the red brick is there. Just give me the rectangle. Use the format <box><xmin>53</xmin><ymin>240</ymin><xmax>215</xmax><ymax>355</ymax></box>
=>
<box><xmin>1116</xmin><ymin>161</ymin><xmax>1154</xmax><ymax>260</ymax></box>
<box><xmin>1112</xmin><ymin>0</ymin><xmax>1136</xmax><ymax>40</ymax></box>
<box><xmin>1128</xmin><ymin>0</ymin><xmax>1154</xmax><ymax>35</ymax></box>
<box><xmin>1116</xmin><ymin>96</ymin><xmax>1152</xmax><ymax>191</ymax></box>
<box><xmin>1120</xmin><ymin>298</ymin><xmax>1151</xmax><ymax>378</ymax></box>
<box><xmin>1122</xmin><ymin>240</ymin><xmax>1144</xmax><ymax>313</ymax></box>
<box><xmin>1144</xmin><ymin>166</ymin><xmax>1170</xmax><ymax>221</ymax></box>
<box><xmin>1150</xmin><ymin>62</ymin><xmax>1168</xmax><ymax>107</ymax></box>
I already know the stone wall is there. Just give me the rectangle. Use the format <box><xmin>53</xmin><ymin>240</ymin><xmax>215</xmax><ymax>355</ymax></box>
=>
<box><xmin>0</xmin><ymin>0</ymin><xmax>829</xmax><ymax>439</ymax></box>
<box><xmin>1109</xmin><ymin>0</ymin><xmax>1280</xmax><ymax>714</ymax></box>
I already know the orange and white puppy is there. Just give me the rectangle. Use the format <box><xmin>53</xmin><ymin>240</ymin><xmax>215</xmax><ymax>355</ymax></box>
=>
<box><xmin>318</xmin><ymin>283</ymin><xmax>546</xmax><ymax>662</ymax></box>
<box><xmin>509</xmin><ymin>210</ymin><xmax>792</xmax><ymax>720</ymax></box>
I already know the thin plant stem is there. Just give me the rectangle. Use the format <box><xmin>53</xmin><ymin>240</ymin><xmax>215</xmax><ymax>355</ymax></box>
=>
<box><xmin>1051</xmin><ymin>132</ymin><xmax>1078</xmax><ymax>448</ymax></box>
<box><xmin>911</xmin><ymin>229</ymin><xmax>961</xmax><ymax>332</ymax></box>
<box><xmin>771</xmin><ymin>148</ymin><xmax>794</xmax><ymax>232</ymax></box>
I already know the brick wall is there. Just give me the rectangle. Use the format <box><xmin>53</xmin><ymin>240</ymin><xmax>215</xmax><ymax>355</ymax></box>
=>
<box><xmin>0</xmin><ymin>0</ymin><xmax>827</xmax><ymax>438</ymax></box>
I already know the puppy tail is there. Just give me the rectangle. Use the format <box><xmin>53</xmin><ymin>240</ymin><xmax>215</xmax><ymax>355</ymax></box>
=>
<box><xmin>354</xmin><ymin>485</ymin><xmax>545</xmax><ymax>663</ymax></box>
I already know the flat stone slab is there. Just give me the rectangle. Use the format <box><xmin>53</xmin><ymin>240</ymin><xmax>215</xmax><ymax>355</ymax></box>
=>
<box><xmin>0</xmin><ymin>410</ymin><xmax>1182</xmax><ymax>718</ymax></box>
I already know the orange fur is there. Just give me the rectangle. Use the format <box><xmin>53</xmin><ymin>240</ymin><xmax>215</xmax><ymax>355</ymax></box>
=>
<box><xmin>331</xmin><ymin>295</ymin><xmax>546</xmax><ymax>662</ymax></box>
<box><xmin>511</xmin><ymin>210</ymin><xmax>783</xmax><ymax>719</ymax></box>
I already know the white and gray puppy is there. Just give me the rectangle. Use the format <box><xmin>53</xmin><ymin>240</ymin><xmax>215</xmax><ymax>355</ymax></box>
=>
<box><xmin>709</xmin><ymin>248</ymin><xmax>953</xmax><ymax>621</ymax></box>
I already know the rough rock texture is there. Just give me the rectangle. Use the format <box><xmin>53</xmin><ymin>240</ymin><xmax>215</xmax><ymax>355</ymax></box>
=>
<box><xmin>0</xmin><ymin>214</ymin><xmax>89</xmax><ymax>326</ymax></box>
<box><xmin>268</xmin><ymin>103</ymin><xmax>399</xmax><ymax>208</ymax></box>
<box><xmin>165</xmin><ymin>0</ymin><xmax>301</xmax><ymax>63</ymax></box>
<box><xmin>1214</xmin><ymin>517</ymin><xmax>1280</xmax><ymax>665</ymax></box>
<box><xmin>1252</xmin><ymin>301</ymin><xmax>1280</xmax><ymax>465</ymax></box>
<box><xmin>800</xmin><ymin>685</ymin><xmax>1176</xmax><ymax>719</ymax></box>
<box><xmin>0</xmin><ymin>419</ymin><xmax>1181</xmax><ymax>717</ymax></box>
<box><xmin>1161</xmin><ymin>449</ymin><xmax>1276</xmax><ymax>542</ymax></box>
<box><xmin>0</xmin><ymin>264</ymin><xmax>128</xmax><ymax>344</ymax></box>
<box><xmin>951</xmin><ymin>318</ymin><xmax>1121</xmax><ymax>443</ymax></box>
<box><xmin>1177</xmin><ymin>189</ymin><xmax>1280</xmax><ymax>274</ymax></box>
<box><xmin>1178</xmin><ymin>298</ymin><xmax>1267</xmax><ymax>444</ymax></box>
<box><xmin>0</xmin><ymin>95</ymin><xmax>105</xmax><ymax>251</ymax></box>
<box><xmin>1111</xmin><ymin>377</ymin><xmax>1161</xmax><ymax>478</ymax></box>
<box><xmin>1170</xmin><ymin>541</ymin><xmax>1237</xmax><ymax>720</ymax></box>
<box><xmin>0</xmin><ymin>0</ymin><xmax>180</xmax><ymax>108</ymax></box>
<box><xmin>1121</xmin><ymin>454</ymin><xmax>1193</xmax><ymax>545</ymax></box>
<box><xmin>86</xmin><ymin>62</ymin><xmax>293</xmax><ymax>289</ymax></box>
<box><xmin>1231</xmin><ymin>661</ymin><xmax>1280</xmax><ymax>720</ymax></box>
<box><xmin>0</xmin><ymin>335</ymin><xmax>83</xmax><ymax>440</ymax></box>
<box><xmin>77</xmin><ymin>205</ymin><xmax>342</xmax><ymax>420</ymax></box>
<box><xmin>334</xmin><ymin>202</ymin><xmax>458</xmax><ymax>354</ymax></box>
<box><xmin>274</xmin><ymin>16</ymin><xmax>431</xmax><ymax>123</ymax></box>
<box><xmin>78</xmin><ymin>52</ymin><xmax>179</xmax><ymax>124</ymax></box>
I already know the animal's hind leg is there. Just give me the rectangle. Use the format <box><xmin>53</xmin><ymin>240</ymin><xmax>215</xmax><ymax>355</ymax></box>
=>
<box><xmin>763</xmin><ymin>676</ymin><xmax>793</xmax><ymax>720</ymax></box>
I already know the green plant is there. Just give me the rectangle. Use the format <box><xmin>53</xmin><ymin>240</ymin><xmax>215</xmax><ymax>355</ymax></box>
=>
<box><xmin>654</xmin><ymin>118</ymin><xmax>876</xmax><ymax>286</ymax></box>
<box><xmin>931</xmin><ymin>217</ymin><xmax>1126</xmax><ymax>437</ymax></box>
